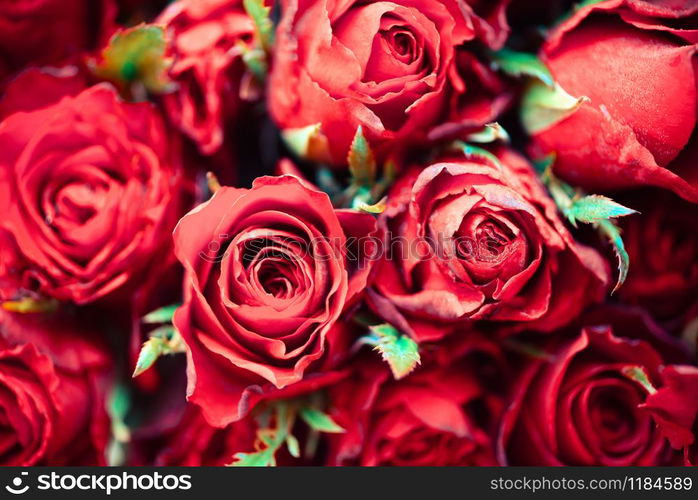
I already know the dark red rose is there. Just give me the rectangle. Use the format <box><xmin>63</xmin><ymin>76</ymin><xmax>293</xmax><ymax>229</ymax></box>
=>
<box><xmin>643</xmin><ymin>365</ymin><xmax>698</xmax><ymax>466</ymax></box>
<box><xmin>268</xmin><ymin>0</ymin><xmax>511</xmax><ymax>166</ymax></box>
<box><xmin>497</xmin><ymin>309</ymin><xmax>694</xmax><ymax>466</ymax></box>
<box><xmin>154</xmin><ymin>405</ymin><xmax>257</xmax><ymax>466</ymax></box>
<box><xmin>158</xmin><ymin>0</ymin><xmax>255</xmax><ymax>154</ymax></box>
<box><xmin>172</xmin><ymin>175</ymin><xmax>375</xmax><ymax>426</ymax></box>
<box><xmin>326</xmin><ymin>335</ymin><xmax>506</xmax><ymax>466</ymax></box>
<box><xmin>0</xmin><ymin>0</ymin><xmax>115</xmax><ymax>87</ymax></box>
<box><xmin>0</xmin><ymin>308</ymin><xmax>111</xmax><ymax>465</ymax></box>
<box><xmin>617</xmin><ymin>190</ymin><xmax>698</xmax><ymax>330</ymax></box>
<box><xmin>529</xmin><ymin>0</ymin><xmax>698</xmax><ymax>202</ymax></box>
<box><xmin>0</xmin><ymin>70</ymin><xmax>189</xmax><ymax>305</ymax></box>
<box><xmin>367</xmin><ymin>147</ymin><xmax>609</xmax><ymax>342</ymax></box>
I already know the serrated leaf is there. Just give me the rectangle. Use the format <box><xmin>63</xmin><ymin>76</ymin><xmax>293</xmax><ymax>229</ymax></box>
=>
<box><xmin>1</xmin><ymin>297</ymin><xmax>58</xmax><ymax>314</ymax></box>
<box><xmin>91</xmin><ymin>24</ymin><xmax>172</xmax><ymax>96</ymax></box>
<box><xmin>597</xmin><ymin>219</ymin><xmax>630</xmax><ymax>294</ymax></box>
<box><xmin>142</xmin><ymin>304</ymin><xmax>179</xmax><ymax>324</ymax></box>
<box><xmin>132</xmin><ymin>337</ymin><xmax>166</xmax><ymax>377</ymax></box>
<box><xmin>231</xmin><ymin>450</ymin><xmax>275</xmax><ymax>467</ymax></box>
<box><xmin>622</xmin><ymin>366</ymin><xmax>657</xmax><ymax>395</ymax></box>
<box><xmin>521</xmin><ymin>79</ymin><xmax>589</xmax><ymax>134</ymax></box>
<box><xmin>568</xmin><ymin>195</ymin><xmax>637</xmax><ymax>225</ymax></box>
<box><xmin>299</xmin><ymin>408</ymin><xmax>345</xmax><ymax>434</ymax></box>
<box><xmin>365</xmin><ymin>324</ymin><xmax>421</xmax><ymax>380</ymax></box>
<box><xmin>489</xmin><ymin>49</ymin><xmax>554</xmax><ymax>87</ymax></box>
<box><xmin>464</xmin><ymin>123</ymin><xmax>510</xmax><ymax>144</ymax></box>
<box><xmin>348</xmin><ymin>126</ymin><xmax>377</xmax><ymax>187</ymax></box>
<box><xmin>243</xmin><ymin>0</ymin><xmax>274</xmax><ymax>52</ymax></box>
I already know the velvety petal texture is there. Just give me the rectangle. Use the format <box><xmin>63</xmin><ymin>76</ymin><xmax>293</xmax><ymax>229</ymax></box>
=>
<box><xmin>269</xmin><ymin>0</ymin><xmax>511</xmax><ymax>165</ymax></box>
<box><xmin>367</xmin><ymin>148</ymin><xmax>609</xmax><ymax>341</ymax></box>
<box><xmin>173</xmin><ymin>175</ymin><xmax>375</xmax><ymax>426</ymax></box>
<box><xmin>0</xmin><ymin>71</ymin><xmax>188</xmax><ymax>305</ymax></box>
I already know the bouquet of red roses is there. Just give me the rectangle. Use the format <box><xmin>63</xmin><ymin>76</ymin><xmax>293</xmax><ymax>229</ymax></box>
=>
<box><xmin>0</xmin><ymin>0</ymin><xmax>695</xmax><ymax>467</ymax></box>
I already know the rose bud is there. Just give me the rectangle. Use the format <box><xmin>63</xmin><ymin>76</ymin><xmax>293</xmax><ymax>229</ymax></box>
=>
<box><xmin>172</xmin><ymin>175</ymin><xmax>375</xmax><ymax>426</ymax></box>
<box><xmin>616</xmin><ymin>190</ymin><xmax>698</xmax><ymax>331</ymax></box>
<box><xmin>497</xmin><ymin>307</ymin><xmax>695</xmax><ymax>466</ymax></box>
<box><xmin>528</xmin><ymin>0</ymin><xmax>698</xmax><ymax>202</ymax></box>
<box><xmin>268</xmin><ymin>0</ymin><xmax>511</xmax><ymax>166</ymax></box>
<box><xmin>158</xmin><ymin>0</ymin><xmax>255</xmax><ymax>155</ymax></box>
<box><xmin>0</xmin><ymin>70</ymin><xmax>190</xmax><ymax>306</ymax></box>
<box><xmin>0</xmin><ymin>308</ymin><xmax>111</xmax><ymax>465</ymax></box>
<box><xmin>0</xmin><ymin>0</ymin><xmax>115</xmax><ymax>87</ymax></box>
<box><xmin>326</xmin><ymin>334</ymin><xmax>507</xmax><ymax>466</ymax></box>
<box><xmin>367</xmin><ymin>147</ymin><xmax>609</xmax><ymax>342</ymax></box>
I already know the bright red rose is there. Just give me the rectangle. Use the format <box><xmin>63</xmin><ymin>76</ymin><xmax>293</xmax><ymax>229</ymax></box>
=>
<box><xmin>367</xmin><ymin>148</ymin><xmax>609</xmax><ymax>342</ymax></box>
<box><xmin>158</xmin><ymin>0</ymin><xmax>255</xmax><ymax>154</ymax></box>
<box><xmin>268</xmin><ymin>0</ymin><xmax>511</xmax><ymax>166</ymax></box>
<box><xmin>617</xmin><ymin>190</ymin><xmax>698</xmax><ymax>330</ymax></box>
<box><xmin>0</xmin><ymin>308</ymin><xmax>111</xmax><ymax>465</ymax></box>
<box><xmin>0</xmin><ymin>70</ymin><xmax>189</xmax><ymax>305</ymax></box>
<box><xmin>172</xmin><ymin>175</ymin><xmax>375</xmax><ymax>426</ymax></box>
<box><xmin>497</xmin><ymin>309</ymin><xmax>694</xmax><ymax>466</ymax></box>
<box><xmin>0</xmin><ymin>0</ymin><xmax>115</xmax><ymax>86</ymax></box>
<box><xmin>529</xmin><ymin>0</ymin><xmax>698</xmax><ymax>202</ymax></box>
<box><xmin>326</xmin><ymin>335</ymin><xmax>506</xmax><ymax>466</ymax></box>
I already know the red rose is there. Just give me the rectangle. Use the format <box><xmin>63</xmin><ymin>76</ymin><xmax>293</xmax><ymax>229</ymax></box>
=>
<box><xmin>529</xmin><ymin>0</ymin><xmax>698</xmax><ymax>201</ymax></box>
<box><xmin>0</xmin><ymin>70</ymin><xmax>188</xmax><ymax>305</ymax></box>
<box><xmin>158</xmin><ymin>0</ymin><xmax>255</xmax><ymax>154</ymax></box>
<box><xmin>268</xmin><ymin>0</ymin><xmax>511</xmax><ymax>166</ymax></box>
<box><xmin>0</xmin><ymin>309</ymin><xmax>111</xmax><ymax>465</ymax></box>
<box><xmin>0</xmin><ymin>0</ymin><xmax>115</xmax><ymax>86</ymax></box>
<box><xmin>327</xmin><ymin>335</ymin><xmax>505</xmax><ymax>466</ymax></box>
<box><xmin>155</xmin><ymin>405</ymin><xmax>257</xmax><ymax>466</ymax></box>
<box><xmin>643</xmin><ymin>365</ymin><xmax>698</xmax><ymax>466</ymax></box>
<box><xmin>497</xmin><ymin>310</ymin><xmax>693</xmax><ymax>465</ymax></box>
<box><xmin>172</xmin><ymin>175</ymin><xmax>375</xmax><ymax>426</ymax></box>
<box><xmin>367</xmin><ymin>148</ymin><xmax>609</xmax><ymax>342</ymax></box>
<box><xmin>618</xmin><ymin>191</ymin><xmax>698</xmax><ymax>330</ymax></box>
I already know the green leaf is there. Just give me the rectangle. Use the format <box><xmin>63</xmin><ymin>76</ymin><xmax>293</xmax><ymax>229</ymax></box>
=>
<box><xmin>464</xmin><ymin>123</ymin><xmax>510</xmax><ymax>144</ymax></box>
<box><xmin>489</xmin><ymin>49</ymin><xmax>554</xmax><ymax>87</ymax></box>
<box><xmin>364</xmin><ymin>324</ymin><xmax>421</xmax><ymax>380</ymax></box>
<box><xmin>142</xmin><ymin>304</ymin><xmax>179</xmax><ymax>324</ymax></box>
<box><xmin>597</xmin><ymin>219</ymin><xmax>630</xmax><ymax>294</ymax></box>
<box><xmin>240</xmin><ymin>45</ymin><xmax>268</xmax><ymax>81</ymax></box>
<box><xmin>521</xmin><ymin>79</ymin><xmax>589</xmax><ymax>134</ymax></box>
<box><xmin>132</xmin><ymin>337</ymin><xmax>166</xmax><ymax>377</ymax></box>
<box><xmin>299</xmin><ymin>408</ymin><xmax>345</xmax><ymax>434</ymax></box>
<box><xmin>348</xmin><ymin>126</ymin><xmax>377</xmax><ymax>187</ymax></box>
<box><xmin>231</xmin><ymin>450</ymin><xmax>276</xmax><ymax>467</ymax></box>
<box><xmin>243</xmin><ymin>0</ymin><xmax>275</xmax><ymax>52</ymax></box>
<box><xmin>107</xmin><ymin>385</ymin><xmax>131</xmax><ymax>466</ymax></box>
<box><xmin>91</xmin><ymin>24</ymin><xmax>172</xmax><ymax>96</ymax></box>
<box><xmin>568</xmin><ymin>195</ymin><xmax>637</xmax><ymax>225</ymax></box>
<box><xmin>453</xmin><ymin>141</ymin><xmax>502</xmax><ymax>170</ymax></box>
<box><xmin>1</xmin><ymin>297</ymin><xmax>58</xmax><ymax>314</ymax></box>
<box><xmin>622</xmin><ymin>366</ymin><xmax>657</xmax><ymax>395</ymax></box>
<box><xmin>285</xmin><ymin>434</ymin><xmax>301</xmax><ymax>458</ymax></box>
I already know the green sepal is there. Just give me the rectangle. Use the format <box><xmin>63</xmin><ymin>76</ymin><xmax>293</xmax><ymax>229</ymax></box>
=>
<box><xmin>142</xmin><ymin>304</ymin><xmax>179</xmax><ymax>324</ymax></box>
<box><xmin>489</xmin><ymin>49</ymin><xmax>554</xmax><ymax>87</ymax></box>
<box><xmin>621</xmin><ymin>365</ymin><xmax>657</xmax><ymax>395</ymax></box>
<box><xmin>348</xmin><ymin>126</ymin><xmax>377</xmax><ymax>187</ymax></box>
<box><xmin>362</xmin><ymin>324</ymin><xmax>421</xmax><ymax>380</ymax></box>
<box><xmin>568</xmin><ymin>195</ymin><xmax>637</xmax><ymax>226</ymax></box>
<box><xmin>132</xmin><ymin>326</ymin><xmax>185</xmax><ymax>377</ymax></box>
<box><xmin>106</xmin><ymin>384</ymin><xmax>131</xmax><ymax>466</ymax></box>
<box><xmin>521</xmin><ymin>79</ymin><xmax>589</xmax><ymax>134</ymax></box>
<box><xmin>452</xmin><ymin>141</ymin><xmax>502</xmax><ymax>170</ymax></box>
<box><xmin>464</xmin><ymin>123</ymin><xmax>510</xmax><ymax>144</ymax></box>
<box><xmin>596</xmin><ymin>219</ymin><xmax>630</xmax><ymax>294</ymax></box>
<box><xmin>243</xmin><ymin>0</ymin><xmax>275</xmax><ymax>52</ymax></box>
<box><xmin>299</xmin><ymin>408</ymin><xmax>345</xmax><ymax>434</ymax></box>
